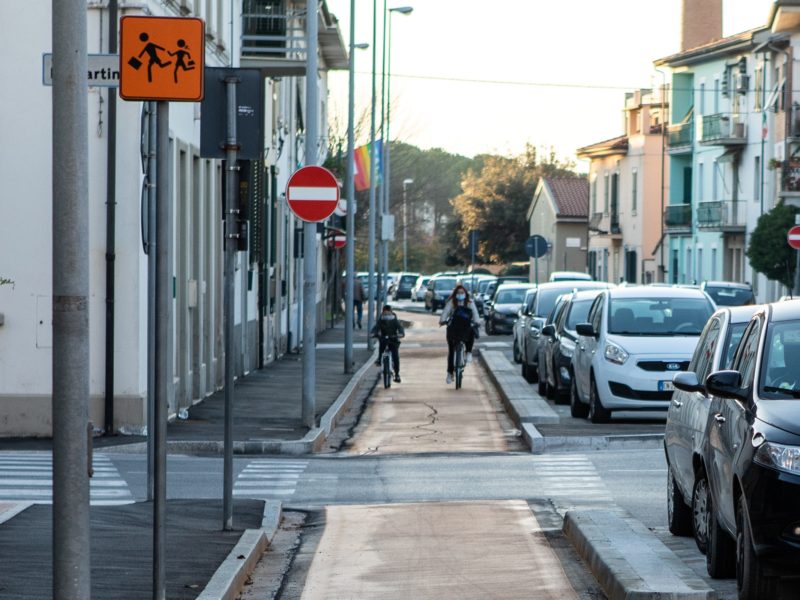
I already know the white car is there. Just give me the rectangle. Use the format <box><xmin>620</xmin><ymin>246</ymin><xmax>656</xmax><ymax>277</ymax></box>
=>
<box><xmin>570</xmin><ymin>286</ymin><xmax>715</xmax><ymax>423</ymax></box>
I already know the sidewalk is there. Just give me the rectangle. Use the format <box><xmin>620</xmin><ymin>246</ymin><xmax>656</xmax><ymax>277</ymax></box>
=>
<box><xmin>0</xmin><ymin>320</ymin><xmax>377</xmax><ymax>454</ymax></box>
<box><xmin>0</xmin><ymin>321</ymin><xmax>376</xmax><ymax>599</ymax></box>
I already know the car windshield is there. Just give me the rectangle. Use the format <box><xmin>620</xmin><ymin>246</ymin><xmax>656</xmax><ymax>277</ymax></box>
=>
<box><xmin>418</xmin><ymin>277</ymin><xmax>430</xmax><ymax>287</ymax></box>
<box><xmin>495</xmin><ymin>289</ymin><xmax>527</xmax><ymax>304</ymax></box>
<box><xmin>607</xmin><ymin>297</ymin><xmax>713</xmax><ymax>336</ymax></box>
<box><xmin>400</xmin><ymin>275</ymin><xmax>417</xmax><ymax>285</ymax></box>
<box><xmin>478</xmin><ymin>279</ymin><xmax>494</xmax><ymax>293</ymax></box>
<box><xmin>760</xmin><ymin>320</ymin><xmax>800</xmax><ymax>398</ymax></box>
<box><xmin>721</xmin><ymin>323</ymin><xmax>747</xmax><ymax>370</ymax></box>
<box><xmin>705</xmin><ymin>286</ymin><xmax>755</xmax><ymax>306</ymax></box>
<box><xmin>565</xmin><ymin>299</ymin><xmax>593</xmax><ymax>330</ymax></box>
<box><xmin>435</xmin><ymin>278</ymin><xmax>456</xmax><ymax>290</ymax></box>
<box><xmin>536</xmin><ymin>288</ymin><xmax>576</xmax><ymax>317</ymax></box>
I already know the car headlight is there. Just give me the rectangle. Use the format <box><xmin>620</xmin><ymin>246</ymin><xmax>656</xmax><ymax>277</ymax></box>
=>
<box><xmin>604</xmin><ymin>342</ymin><xmax>628</xmax><ymax>365</ymax></box>
<box><xmin>754</xmin><ymin>441</ymin><xmax>800</xmax><ymax>475</ymax></box>
<box><xmin>559</xmin><ymin>345</ymin><xmax>573</xmax><ymax>359</ymax></box>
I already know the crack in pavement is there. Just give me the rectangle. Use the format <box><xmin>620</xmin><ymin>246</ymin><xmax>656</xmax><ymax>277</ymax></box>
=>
<box><xmin>410</xmin><ymin>402</ymin><xmax>443</xmax><ymax>441</ymax></box>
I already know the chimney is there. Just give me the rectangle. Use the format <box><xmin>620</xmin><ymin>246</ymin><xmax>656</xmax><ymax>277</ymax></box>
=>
<box><xmin>681</xmin><ymin>0</ymin><xmax>723</xmax><ymax>51</ymax></box>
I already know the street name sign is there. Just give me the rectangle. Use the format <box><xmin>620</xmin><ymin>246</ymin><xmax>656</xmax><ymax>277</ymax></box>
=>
<box><xmin>42</xmin><ymin>53</ymin><xmax>120</xmax><ymax>87</ymax></box>
<box><xmin>119</xmin><ymin>16</ymin><xmax>205</xmax><ymax>101</ymax></box>
<box><xmin>788</xmin><ymin>225</ymin><xmax>800</xmax><ymax>250</ymax></box>
<box><xmin>286</xmin><ymin>166</ymin><xmax>340</xmax><ymax>223</ymax></box>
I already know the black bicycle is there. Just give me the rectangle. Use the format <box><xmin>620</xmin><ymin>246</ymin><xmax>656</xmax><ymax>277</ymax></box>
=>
<box><xmin>453</xmin><ymin>338</ymin><xmax>466</xmax><ymax>389</ymax></box>
<box><xmin>376</xmin><ymin>335</ymin><xmax>400</xmax><ymax>388</ymax></box>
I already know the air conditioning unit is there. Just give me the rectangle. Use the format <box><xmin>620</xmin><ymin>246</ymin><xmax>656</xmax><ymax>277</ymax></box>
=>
<box><xmin>736</xmin><ymin>73</ymin><xmax>750</xmax><ymax>95</ymax></box>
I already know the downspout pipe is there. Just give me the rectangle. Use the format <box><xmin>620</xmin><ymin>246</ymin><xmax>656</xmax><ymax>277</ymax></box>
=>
<box><xmin>104</xmin><ymin>0</ymin><xmax>118</xmax><ymax>435</ymax></box>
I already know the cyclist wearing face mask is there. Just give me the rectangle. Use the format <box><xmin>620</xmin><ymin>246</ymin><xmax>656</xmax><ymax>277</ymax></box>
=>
<box><xmin>371</xmin><ymin>304</ymin><xmax>405</xmax><ymax>382</ymax></box>
<box><xmin>439</xmin><ymin>284</ymin><xmax>481</xmax><ymax>384</ymax></box>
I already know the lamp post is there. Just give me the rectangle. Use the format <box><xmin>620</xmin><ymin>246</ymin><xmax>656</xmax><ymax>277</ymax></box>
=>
<box><xmin>344</xmin><ymin>10</ymin><xmax>369</xmax><ymax>374</ymax></box>
<box><xmin>382</xmin><ymin>5</ymin><xmax>413</xmax><ymax>287</ymax></box>
<box><xmin>402</xmin><ymin>178</ymin><xmax>413</xmax><ymax>271</ymax></box>
<box><xmin>367</xmin><ymin>0</ymin><xmax>379</xmax><ymax>349</ymax></box>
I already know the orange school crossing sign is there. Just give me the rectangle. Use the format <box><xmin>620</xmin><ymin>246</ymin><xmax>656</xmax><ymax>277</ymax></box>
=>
<box><xmin>119</xmin><ymin>16</ymin><xmax>204</xmax><ymax>101</ymax></box>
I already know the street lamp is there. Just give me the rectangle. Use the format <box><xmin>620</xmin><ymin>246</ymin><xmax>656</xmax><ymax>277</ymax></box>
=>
<box><xmin>380</xmin><ymin>4</ymin><xmax>413</xmax><ymax>290</ymax></box>
<box><xmin>402</xmin><ymin>178</ymin><xmax>413</xmax><ymax>271</ymax></box>
<box><xmin>344</xmin><ymin>1</ymin><xmax>369</xmax><ymax>371</ymax></box>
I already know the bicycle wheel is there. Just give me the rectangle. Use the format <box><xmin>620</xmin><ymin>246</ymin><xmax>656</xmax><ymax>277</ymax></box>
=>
<box><xmin>455</xmin><ymin>343</ymin><xmax>464</xmax><ymax>389</ymax></box>
<box><xmin>383</xmin><ymin>352</ymin><xmax>392</xmax><ymax>388</ymax></box>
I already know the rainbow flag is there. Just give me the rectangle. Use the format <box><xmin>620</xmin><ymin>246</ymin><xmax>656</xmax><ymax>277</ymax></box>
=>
<box><xmin>353</xmin><ymin>140</ymin><xmax>382</xmax><ymax>191</ymax></box>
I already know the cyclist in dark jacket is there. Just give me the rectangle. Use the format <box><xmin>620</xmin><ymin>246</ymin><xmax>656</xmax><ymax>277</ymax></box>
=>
<box><xmin>439</xmin><ymin>284</ymin><xmax>481</xmax><ymax>384</ymax></box>
<box><xmin>371</xmin><ymin>304</ymin><xmax>405</xmax><ymax>382</ymax></box>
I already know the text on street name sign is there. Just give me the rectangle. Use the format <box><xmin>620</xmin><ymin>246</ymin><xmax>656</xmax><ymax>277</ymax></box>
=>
<box><xmin>42</xmin><ymin>54</ymin><xmax>120</xmax><ymax>87</ymax></box>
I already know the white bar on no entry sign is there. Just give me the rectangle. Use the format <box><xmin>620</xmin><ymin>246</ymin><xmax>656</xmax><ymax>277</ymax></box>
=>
<box><xmin>288</xmin><ymin>187</ymin><xmax>338</xmax><ymax>201</ymax></box>
<box><xmin>790</xmin><ymin>235</ymin><xmax>800</xmax><ymax>240</ymax></box>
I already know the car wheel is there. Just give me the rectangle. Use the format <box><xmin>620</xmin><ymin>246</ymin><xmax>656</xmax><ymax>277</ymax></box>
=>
<box><xmin>513</xmin><ymin>340</ymin><xmax>521</xmax><ymax>363</ymax></box>
<box><xmin>521</xmin><ymin>362</ymin><xmax>532</xmax><ymax>384</ymax></box>
<box><xmin>706</xmin><ymin>491</ymin><xmax>736</xmax><ymax>579</ymax></box>
<box><xmin>545</xmin><ymin>378</ymin><xmax>556</xmax><ymax>399</ymax></box>
<box><xmin>537</xmin><ymin>371</ymin><xmax>546</xmax><ymax>396</ymax></box>
<box><xmin>692</xmin><ymin>470</ymin><xmax>710</xmax><ymax>553</ymax></box>
<box><xmin>736</xmin><ymin>494</ymin><xmax>777</xmax><ymax>599</ymax></box>
<box><xmin>570</xmin><ymin>378</ymin><xmax>588</xmax><ymax>418</ymax></box>
<box><xmin>486</xmin><ymin>320</ymin><xmax>494</xmax><ymax>336</ymax></box>
<box><xmin>588</xmin><ymin>376</ymin><xmax>611</xmax><ymax>423</ymax></box>
<box><xmin>553</xmin><ymin>371</ymin><xmax>568</xmax><ymax>405</ymax></box>
<box><xmin>667</xmin><ymin>467</ymin><xmax>693</xmax><ymax>537</ymax></box>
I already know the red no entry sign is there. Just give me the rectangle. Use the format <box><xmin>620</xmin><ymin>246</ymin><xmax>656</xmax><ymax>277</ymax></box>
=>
<box><xmin>286</xmin><ymin>166</ymin><xmax>340</xmax><ymax>222</ymax></box>
<box><xmin>789</xmin><ymin>225</ymin><xmax>800</xmax><ymax>250</ymax></box>
<box><xmin>327</xmin><ymin>235</ymin><xmax>346</xmax><ymax>249</ymax></box>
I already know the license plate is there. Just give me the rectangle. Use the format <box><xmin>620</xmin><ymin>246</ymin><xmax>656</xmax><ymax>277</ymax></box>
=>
<box><xmin>658</xmin><ymin>380</ymin><xmax>675</xmax><ymax>392</ymax></box>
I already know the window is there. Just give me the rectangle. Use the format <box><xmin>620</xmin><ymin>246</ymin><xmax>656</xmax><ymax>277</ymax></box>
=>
<box><xmin>712</xmin><ymin>160</ymin><xmax>718</xmax><ymax>201</ymax></box>
<box><xmin>698</xmin><ymin>162</ymin><xmax>704</xmax><ymax>202</ymax></box>
<box><xmin>754</xmin><ymin>65</ymin><xmax>763</xmax><ymax>112</ymax></box>
<box><xmin>631</xmin><ymin>167</ymin><xmax>638</xmax><ymax>215</ymax></box>
<box><xmin>604</xmin><ymin>172</ymin><xmax>609</xmax><ymax>215</ymax></box>
<box><xmin>591</xmin><ymin>174</ymin><xmax>597</xmax><ymax>214</ymax></box>
<box><xmin>754</xmin><ymin>156</ymin><xmax>761</xmax><ymax>202</ymax></box>
<box><xmin>687</xmin><ymin>248</ymin><xmax>693</xmax><ymax>284</ymax></box>
<box><xmin>711</xmin><ymin>248</ymin><xmax>717</xmax><ymax>280</ymax></box>
<box><xmin>697</xmin><ymin>248</ymin><xmax>703</xmax><ymax>282</ymax></box>
<box><xmin>690</xmin><ymin>318</ymin><xmax>721</xmax><ymax>381</ymax></box>
<box><xmin>589</xmin><ymin>295</ymin><xmax>605</xmax><ymax>332</ymax></box>
<box><xmin>736</xmin><ymin>318</ymin><xmax>762</xmax><ymax>388</ymax></box>
<box><xmin>699</xmin><ymin>82</ymin><xmax>706</xmax><ymax>116</ymax></box>
<box><xmin>714</xmin><ymin>78</ymin><xmax>720</xmax><ymax>114</ymax></box>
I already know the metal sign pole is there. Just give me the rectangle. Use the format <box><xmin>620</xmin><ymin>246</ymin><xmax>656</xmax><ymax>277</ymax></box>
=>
<box><xmin>223</xmin><ymin>76</ymin><xmax>239</xmax><ymax>530</ymax></box>
<box><xmin>302</xmin><ymin>0</ymin><xmax>319</xmax><ymax>427</ymax></box>
<box><xmin>147</xmin><ymin>101</ymin><xmax>157</xmax><ymax>501</ymax></box>
<box><xmin>343</xmin><ymin>0</ymin><xmax>357</xmax><ymax>373</ymax></box>
<box><xmin>153</xmin><ymin>100</ymin><xmax>170</xmax><ymax>600</ymax></box>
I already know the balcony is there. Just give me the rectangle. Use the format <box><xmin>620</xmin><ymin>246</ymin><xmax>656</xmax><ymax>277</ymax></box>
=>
<box><xmin>667</xmin><ymin>121</ymin><xmax>693</xmax><ymax>154</ymax></box>
<box><xmin>241</xmin><ymin>1</ymin><xmax>348</xmax><ymax>72</ymax></box>
<box><xmin>588</xmin><ymin>211</ymin><xmax>622</xmax><ymax>237</ymax></box>
<box><xmin>699</xmin><ymin>113</ymin><xmax>747</xmax><ymax>146</ymax></box>
<box><xmin>696</xmin><ymin>200</ymin><xmax>746</xmax><ymax>232</ymax></box>
<box><xmin>588</xmin><ymin>212</ymin><xmax>603</xmax><ymax>232</ymax></box>
<box><xmin>665</xmin><ymin>204</ymin><xmax>692</xmax><ymax>231</ymax></box>
<box><xmin>780</xmin><ymin>160</ymin><xmax>800</xmax><ymax>198</ymax></box>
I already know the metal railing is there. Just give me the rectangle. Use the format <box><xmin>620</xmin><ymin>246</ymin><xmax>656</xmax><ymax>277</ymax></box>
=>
<box><xmin>665</xmin><ymin>203</ymin><xmax>692</xmax><ymax>228</ymax></box>
<box><xmin>696</xmin><ymin>200</ymin><xmax>746</xmax><ymax>229</ymax></box>
<box><xmin>667</xmin><ymin>121</ymin><xmax>693</xmax><ymax>149</ymax></box>
<box><xmin>700</xmin><ymin>113</ymin><xmax>746</xmax><ymax>144</ymax></box>
<box><xmin>241</xmin><ymin>4</ymin><xmax>306</xmax><ymax>59</ymax></box>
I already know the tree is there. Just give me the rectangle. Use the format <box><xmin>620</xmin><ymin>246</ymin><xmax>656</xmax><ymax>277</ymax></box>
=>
<box><xmin>450</xmin><ymin>145</ymin><xmax>577</xmax><ymax>264</ymax></box>
<box><xmin>746</xmin><ymin>201</ymin><xmax>799</xmax><ymax>290</ymax></box>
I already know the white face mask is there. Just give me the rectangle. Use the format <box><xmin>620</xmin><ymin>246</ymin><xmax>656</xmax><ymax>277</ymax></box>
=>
<box><xmin>456</xmin><ymin>293</ymin><xmax>466</xmax><ymax>301</ymax></box>
<box><xmin>381</xmin><ymin>313</ymin><xmax>395</xmax><ymax>320</ymax></box>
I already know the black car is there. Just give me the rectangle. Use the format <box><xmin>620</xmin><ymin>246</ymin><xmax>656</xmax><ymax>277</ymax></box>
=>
<box><xmin>424</xmin><ymin>276</ymin><xmax>457</xmax><ymax>312</ymax></box>
<box><xmin>485</xmin><ymin>283</ymin><xmax>533</xmax><ymax>335</ymax></box>
<box><xmin>672</xmin><ymin>300</ymin><xmax>800</xmax><ymax>596</ymax></box>
<box><xmin>540</xmin><ymin>289</ymin><xmax>607</xmax><ymax>402</ymax></box>
<box><xmin>664</xmin><ymin>304</ymin><xmax>760</xmax><ymax>555</ymax></box>
<box><xmin>393</xmin><ymin>272</ymin><xmax>420</xmax><ymax>300</ymax></box>
<box><xmin>701</xmin><ymin>281</ymin><xmax>755</xmax><ymax>307</ymax></box>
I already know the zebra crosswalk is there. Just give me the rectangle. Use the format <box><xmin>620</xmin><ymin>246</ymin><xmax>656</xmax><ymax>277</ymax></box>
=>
<box><xmin>0</xmin><ymin>452</ymin><xmax>135</xmax><ymax>506</ymax></box>
<box><xmin>233</xmin><ymin>458</ymin><xmax>308</xmax><ymax>499</ymax></box>
<box><xmin>529</xmin><ymin>454</ymin><xmax>613</xmax><ymax>503</ymax></box>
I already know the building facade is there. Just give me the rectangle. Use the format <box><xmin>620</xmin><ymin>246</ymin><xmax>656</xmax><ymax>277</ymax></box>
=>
<box><xmin>0</xmin><ymin>0</ymin><xmax>347</xmax><ymax>436</ymax></box>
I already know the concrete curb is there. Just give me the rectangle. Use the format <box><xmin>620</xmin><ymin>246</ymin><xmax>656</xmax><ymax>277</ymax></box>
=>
<box><xmin>563</xmin><ymin>509</ymin><xmax>715</xmax><ymax>600</ymax></box>
<box><xmin>536</xmin><ymin>433</ymin><xmax>664</xmax><ymax>453</ymax></box>
<box><xmin>198</xmin><ymin>500</ymin><xmax>283</xmax><ymax>600</ymax></box>
<box><xmin>106</xmin><ymin>350</ymin><xmax>377</xmax><ymax>457</ymax></box>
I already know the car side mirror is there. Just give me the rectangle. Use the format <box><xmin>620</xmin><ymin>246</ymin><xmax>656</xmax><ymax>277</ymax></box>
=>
<box><xmin>672</xmin><ymin>371</ymin><xmax>704</xmax><ymax>394</ymax></box>
<box><xmin>530</xmin><ymin>317</ymin><xmax>545</xmax><ymax>330</ymax></box>
<box><xmin>705</xmin><ymin>370</ymin><xmax>747</xmax><ymax>402</ymax></box>
<box><xmin>575</xmin><ymin>322</ymin><xmax>595</xmax><ymax>337</ymax></box>
<box><xmin>542</xmin><ymin>324</ymin><xmax>556</xmax><ymax>337</ymax></box>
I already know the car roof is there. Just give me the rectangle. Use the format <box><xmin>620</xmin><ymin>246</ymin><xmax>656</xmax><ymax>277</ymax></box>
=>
<box><xmin>768</xmin><ymin>298</ymin><xmax>800</xmax><ymax>322</ymax></box>
<box><xmin>534</xmin><ymin>280</ymin><xmax>613</xmax><ymax>292</ymax></box>
<box><xmin>712</xmin><ymin>304</ymin><xmax>764</xmax><ymax>324</ymax></box>
<box><xmin>606</xmin><ymin>285</ymin><xmax>711</xmax><ymax>299</ymax></box>
<box><xmin>702</xmin><ymin>280</ymin><xmax>752</xmax><ymax>290</ymax></box>
<box><xmin>569</xmin><ymin>289</ymin><xmax>606</xmax><ymax>302</ymax></box>
<box><xmin>495</xmin><ymin>283</ymin><xmax>536</xmax><ymax>291</ymax></box>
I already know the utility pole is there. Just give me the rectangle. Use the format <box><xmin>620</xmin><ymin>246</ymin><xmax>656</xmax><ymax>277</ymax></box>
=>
<box><xmin>367</xmin><ymin>0</ymin><xmax>378</xmax><ymax>350</ymax></box>
<box><xmin>303</xmin><ymin>0</ymin><xmax>319</xmax><ymax>427</ymax></box>
<box><xmin>344</xmin><ymin>0</ymin><xmax>358</xmax><ymax>374</ymax></box>
<box><xmin>52</xmin><ymin>0</ymin><xmax>91</xmax><ymax>597</ymax></box>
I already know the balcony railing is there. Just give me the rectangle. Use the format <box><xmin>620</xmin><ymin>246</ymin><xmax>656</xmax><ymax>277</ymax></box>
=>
<box><xmin>667</xmin><ymin>121</ymin><xmax>693</xmax><ymax>150</ymax></box>
<box><xmin>241</xmin><ymin>4</ymin><xmax>305</xmax><ymax>60</ymax></box>
<box><xmin>665</xmin><ymin>204</ymin><xmax>692</xmax><ymax>228</ymax></box>
<box><xmin>700</xmin><ymin>113</ymin><xmax>747</xmax><ymax>145</ymax></box>
<box><xmin>696</xmin><ymin>200</ymin><xmax>746</xmax><ymax>231</ymax></box>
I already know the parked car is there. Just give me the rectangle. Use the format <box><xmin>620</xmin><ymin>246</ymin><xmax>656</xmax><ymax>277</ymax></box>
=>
<box><xmin>671</xmin><ymin>300</ymin><xmax>800</xmax><ymax>594</ymax></box>
<box><xmin>393</xmin><ymin>272</ymin><xmax>421</xmax><ymax>300</ymax></box>
<box><xmin>540</xmin><ymin>289</ymin><xmax>608</xmax><ymax>402</ymax></box>
<box><xmin>534</xmin><ymin>294</ymin><xmax>570</xmax><ymax>395</ymax></box>
<box><xmin>424</xmin><ymin>275</ymin><xmax>458</xmax><ymax>312</ymax></box>
<box><xmin>475</xmin><ymin>277</ymin><xmax>498</xmax><ymax>316</ymax></box>
<box><xmin>549</xmin><ymin>271</ymin><xmax>593</xmax><ymax>282</ymax></box>
<box><xmin>664</xmin><ymin>304</ymin><xmax>760</xmax><ymax>555</ymax></box>
<box><xmin>571</xmin><ymin>286</ymin><xmax>714</xmax><ymax>423</ymax></box>
<box><xmin>485</xmin><ymin>283</ymin><xmax>534</xmax><ymax>335</ymax></box>
<box><xmin>700</xmin><ymin>280</ymin><xmax>755</xmax><ymax>307</ymax></box>
<box><xmin>411</xmin><ymin>275</ymin><xmax>431</xmax><ymax>302</ymax></box>
<box><xmin>521</xmin><ymin>281</ymin><xmax>614</xmax><ymax>384</ymax></box>
<box><xmin>512</xmin><ymin>288</ymin><xmax>539</xmax><ymax>363</ymax></box>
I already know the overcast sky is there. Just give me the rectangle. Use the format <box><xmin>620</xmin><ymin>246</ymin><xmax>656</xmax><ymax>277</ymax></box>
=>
<box><xmin>324</xmin><ymin>0</ymin><xmax>775</xmax><ymax>164</ymax></box>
